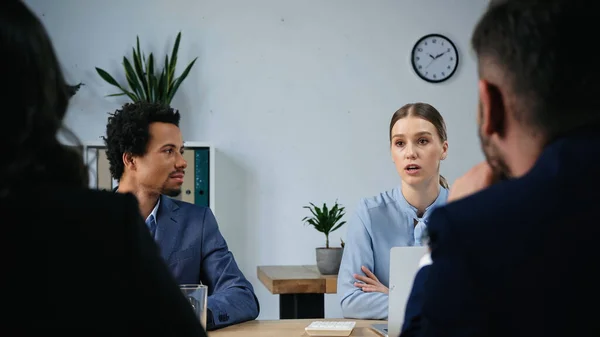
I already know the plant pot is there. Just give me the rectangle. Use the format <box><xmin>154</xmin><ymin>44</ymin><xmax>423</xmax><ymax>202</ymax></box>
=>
<box><xmin>316</xmin><ymin>247</ymin><xmax>344</xmax><ymax>275</ymax></box>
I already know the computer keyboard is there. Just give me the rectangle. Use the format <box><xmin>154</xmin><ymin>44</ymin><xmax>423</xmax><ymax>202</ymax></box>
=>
<box><xmin>305</xmin><ymin>321</ymin><xmax>356</xmax><ymax>336</ymax></box>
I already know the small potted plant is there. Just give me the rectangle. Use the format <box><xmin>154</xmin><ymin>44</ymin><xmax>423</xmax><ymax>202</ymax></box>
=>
<box><xmin>302</xmin><ymin>201</ymin><xmax>347</xmax><ymax>275</ymax></box>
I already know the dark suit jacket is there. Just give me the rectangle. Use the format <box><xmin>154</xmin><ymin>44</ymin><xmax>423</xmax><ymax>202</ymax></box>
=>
<box><xmin>400</xmin><ymin>130</ymin><xmax>600</xmax><ymax>337</ymax></box>
<box><xmin>1</xmin><ymin>184</ymin><xmax>207</xmax><ymax>336</ymax></box>
<box><xmin>155</xmin><ymin>195</ymin><xmax>259</xmax><ymax>330</ymax></box>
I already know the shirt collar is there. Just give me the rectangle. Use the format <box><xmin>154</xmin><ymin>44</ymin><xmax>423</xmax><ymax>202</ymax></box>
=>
<box><xmin>145</xmin><ymin>197</ymin><xmax>161</xmax><ymax>224</ymax></box>
<box><xmin>394</xmin><ymin>185</ymin><xmax>448</xmax><ymax>220</ymax></box>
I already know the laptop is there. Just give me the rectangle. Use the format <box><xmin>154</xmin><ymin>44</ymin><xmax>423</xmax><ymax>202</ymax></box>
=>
<box><xmin>371</xmin><ymin>246</ymin><xmax>428</xmax><ymax>337</ymax></box>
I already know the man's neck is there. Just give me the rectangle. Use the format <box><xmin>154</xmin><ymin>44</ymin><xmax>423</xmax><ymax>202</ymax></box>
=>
<box><xmin>401</xmin><ymin>178</ymin><xmax>440</xmax><ymax>216</ymax></box>
<box><xmin>503</xmin><ymin>128</ymin><xmax>545</xmax><ymax>178</ymax></box>
<box><xmin>116</xmin><ymin>180</ymin><xmax>160</xmax><ymax>220</ymax></box>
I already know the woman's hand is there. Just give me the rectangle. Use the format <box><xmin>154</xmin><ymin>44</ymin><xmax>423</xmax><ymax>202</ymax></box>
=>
<box><xmin>353</xmin><ymin>266</ymin><xmax>389</xmax><ymax>294</ymax></box>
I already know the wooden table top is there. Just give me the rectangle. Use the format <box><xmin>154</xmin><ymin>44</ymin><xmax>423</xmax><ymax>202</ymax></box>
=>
<box><xmin>208</xmin><ymin>319</ymin><xmax>386</xmax><ymax>337</ymax></box>
<box><xmin>257</xmin><ymin>265</ymin><xmax>338</xmax><ymax>294</ymax></box>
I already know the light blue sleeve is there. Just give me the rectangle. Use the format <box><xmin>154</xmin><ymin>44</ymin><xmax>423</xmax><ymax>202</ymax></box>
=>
<box><xmin>337</xmin><ymin>200</ymin><xmax>389</xmax><ymax>319</ymax></box>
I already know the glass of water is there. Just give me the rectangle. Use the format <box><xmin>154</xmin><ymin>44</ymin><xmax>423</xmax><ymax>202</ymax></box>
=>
<box><xmin>180</xmin><ymin>284</ymin><xmax>208</xmax><ymax>328</ymax></box>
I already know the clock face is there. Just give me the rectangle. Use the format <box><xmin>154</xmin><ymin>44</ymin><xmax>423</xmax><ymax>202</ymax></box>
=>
<box><xmin>411</xmin><ymin>34</ymin><xmax>459</xmax><ymax>83</ymax></box>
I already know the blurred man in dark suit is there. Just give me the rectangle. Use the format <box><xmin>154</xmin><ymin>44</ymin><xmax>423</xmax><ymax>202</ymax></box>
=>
<box><xmin>401</xmin><ymin>1</ymin><xmax>600</xmax><ymax>336</ymax></box>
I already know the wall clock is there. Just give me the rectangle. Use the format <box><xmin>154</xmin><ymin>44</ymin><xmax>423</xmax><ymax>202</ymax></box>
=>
<box><xmin>411</xmin><ymin>33</ymin><xmax>459</xmax><ymax>83</ymax></box>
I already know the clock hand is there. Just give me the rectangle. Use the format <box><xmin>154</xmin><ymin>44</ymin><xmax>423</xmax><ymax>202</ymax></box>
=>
<box><xmin>428</xmin><ymin>53</ymin><xmax>435</xmax><ymax>59</ymax></box>
<box><xmin>435</xmin><ymin>52</ymin><xmax>446</xmax><ymax>59</ymax></box>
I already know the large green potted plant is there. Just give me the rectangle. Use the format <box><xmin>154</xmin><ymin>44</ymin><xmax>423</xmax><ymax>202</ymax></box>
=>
<box><xmin>302</xmin><ymin>201</ymin><xmax>347</xmax><ymax>275</ymax></box>
<box><xmin>95</xmin><ymin>31</ymin><xmax>197</xmax><ymax>105</ymax></box>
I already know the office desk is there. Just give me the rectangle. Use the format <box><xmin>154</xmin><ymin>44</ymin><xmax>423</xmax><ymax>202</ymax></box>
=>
<box><xmin>257</xmin><ymin>265</ymin><xmax>337</xmax><ymax>319</ymax></box>
<box><xmin>208</xmin><ymin>319</ymin><xmax>386</xmax><ymax>337</ymax></box>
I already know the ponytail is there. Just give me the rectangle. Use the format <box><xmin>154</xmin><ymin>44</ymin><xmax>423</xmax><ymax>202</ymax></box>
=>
<box><xmin>439</xmin><ymin>175</ymin><xmax>449</xmax><ymax>189</ymax></box>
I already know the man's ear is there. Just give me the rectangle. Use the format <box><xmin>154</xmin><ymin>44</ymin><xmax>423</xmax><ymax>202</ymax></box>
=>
<box><xmin>122</xmin><ymin>152</ymin><xmax>136</xmax><ymax>171</ymax></box>
<box><xmin>478</xmin><ymin>79</ymin><xmax>506</xmax><ymax>137</ymax></box>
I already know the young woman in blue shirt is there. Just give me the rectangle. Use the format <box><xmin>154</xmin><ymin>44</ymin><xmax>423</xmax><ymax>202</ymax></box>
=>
<box><xmin>338</xmin><ymin>102</ymin><xmax>450</xmax><ymax>319</ymax></box>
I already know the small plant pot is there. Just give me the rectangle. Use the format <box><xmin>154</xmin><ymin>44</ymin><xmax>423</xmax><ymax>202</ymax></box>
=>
<box><xmin>316</xmin><ymin>247</ymin><xmax>344</xmax><ymax>275</ymax></box>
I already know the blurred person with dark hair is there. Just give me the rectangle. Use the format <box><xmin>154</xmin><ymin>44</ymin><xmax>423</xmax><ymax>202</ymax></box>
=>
<box><xmin>0</xmin><ymin>1</ymin><xmax>207</xmax><ymax>335</ymax></box>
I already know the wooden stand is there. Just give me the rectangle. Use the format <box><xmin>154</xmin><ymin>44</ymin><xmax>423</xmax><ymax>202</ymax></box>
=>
<box><xmin>257</xmin><ymin>265</ymin><xmax>337</xmax><ymax>319</ymax></box>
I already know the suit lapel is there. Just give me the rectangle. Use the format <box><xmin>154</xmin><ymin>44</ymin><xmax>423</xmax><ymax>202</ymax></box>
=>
<box><xmin>155</xmin><ymin>195</ymin><xmax>182</xmax><ymax>262</ymax></box>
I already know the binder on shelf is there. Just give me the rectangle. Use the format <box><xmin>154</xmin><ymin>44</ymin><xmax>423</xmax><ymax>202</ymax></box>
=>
<box><xmin>194</xmin><ymin>148</ymin><xmax>210</xmax><ymax>208</ymax></box>
<box><xmin>179</xmin><ymin>149</ymin><xmax>196</xmax><ymax>203</ymax></box>
<box><xmin>96</xmin><ymin>148</ymin><xmax>113</xmax><ymax>191</ymax></box>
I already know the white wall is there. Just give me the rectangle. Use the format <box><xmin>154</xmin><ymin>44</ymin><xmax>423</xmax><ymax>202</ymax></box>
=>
<box><xmin>26</xmin><ymin>0</ymin><xmax>488</xmax><ymax>319</ymax></box>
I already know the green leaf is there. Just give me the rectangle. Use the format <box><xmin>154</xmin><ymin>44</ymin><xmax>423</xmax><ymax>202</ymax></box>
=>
<box><xmin>149</xmin><ymin>72</ymin><xmax>158</xmax><ymax>103</ymax></box>
<box><xmin>132</xmin><ymin>45</ymin><xmax>149</xmax><ymax>101</ymax></box>
<box><xmin>303</xmin><ymin>204</ymin><xmax>318</xmax><ymax>218</ymax></box>
<box><xmin>330</xmin><ymin>221</ymin><xmax>346</xmax><ymax>233</ymax></box>
<box><xmin>164</xmin><ymin>56</ymin><xmax>171</xmax><ymax>95</ymax></box>
<box><xmin>123</xmin><ymin>57</ymin><xmax>144</xmax><ymax>101</ymax></box>
<box><xmin>312</xmin><ymin>202</ymin><xmax>322</xmax><ymax>217</ymax></box>
<box><xmin>146</xmin><ymin>53</ymin><xmax>155</xmax><ymax>102</ymax></box>
<box><xmin>96</xmin><ymin>67</ymin><xmax>139</xmax><ymax>102</ymax></box>
<box><xmin>95</xmin><ymin>67</ymin><xmax>121</xmax><ymax>88</ymax></box>
<box><xmin>330</xmin><ymin>203</ymin><xmax>338</xmax><ymax>215</ymax></box>
<box><xmin>157</xmin><ymin>69</ymin><xmax>167</xmax><ymax>103</ymax></box>
<box><xmin>120</xmin><ymin>90</ymin><xmax>140</xmax><ymax>102</ymax></box>
<box><xmin>169</xmin><ymin>32</ymin><xmax>181</xmax><ymax>82</ymax></box>
<box><xmin>167</xmin><ymin>57</ymin><xmax>197</xmax><ymax>104</ymax></box>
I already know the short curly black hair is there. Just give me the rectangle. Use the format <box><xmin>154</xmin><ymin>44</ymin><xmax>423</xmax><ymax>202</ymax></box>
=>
<box><xmin>103</xmin><ymin>102</ymin><xmax>180</xmax><ymax>181</ymax></box>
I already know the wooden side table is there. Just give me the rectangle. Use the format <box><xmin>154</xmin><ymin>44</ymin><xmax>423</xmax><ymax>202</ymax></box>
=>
<box><xmin>257</xmin><ymin>265</ymin><xmax>337</xmax><ymax>319</ymax></box>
